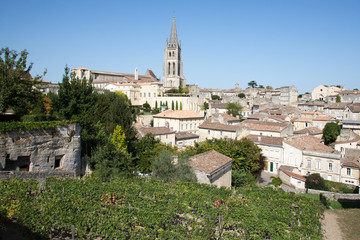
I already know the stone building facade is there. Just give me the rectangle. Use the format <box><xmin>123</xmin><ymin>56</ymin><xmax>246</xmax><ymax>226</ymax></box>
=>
<box><xmin>162</xmin><ymin>16</ymin><xmax>186</xmax><ymax>90</ymax></box>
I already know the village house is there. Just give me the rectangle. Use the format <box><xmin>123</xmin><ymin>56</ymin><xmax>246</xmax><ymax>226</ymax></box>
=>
<box><xmin>331</xmin><ymin>137</ymin><xmax>360</xmax><ymax>158</ymax></box>
<box><xmin>339</xmin><ymin>90</ymin><xmax>360</xmax><ymax>103</ymax></box>
<box><xmin>340</xmin><ymin>149</ymin><xmax>360</xmax><ymax>185</ymax></box>
<box><xmin>297</xmin><ymin>102</ymin><xmax>325</xmax><ymax>112</ymax></box>
<box><xmin>188</xmin><ymin>150</ymin><xmax>233</xmax><ymax>187</ymax></box>
<box><xmin>343</xmin><ymin>103</ymin><xmax>360</xmax><ymax>121</ymax></box>
<box><xmin>291</xmin><ymin>116</ymin><xmax>334</xmax><ymax>131</ymax></box>
<box><xmin>324</xmin><ymin>102</ymin><xmax>348</xmax><ymax>120</ymax></box>
<box><xmin>236</xmin><ymin>120</ymin><xmax>293</xmax><ymax>138</ymax></box>
<box><xmin>198</xmin><ymin>116</ymin><xmax>239</xmax><ymax>142</ymax></box>
<box><xmin>136</xmin><ymin>127</ymin><xmax>176</xmax><ymax>146</ymax></box>
<box><xmin>246</xmin><ymin>135</ymin><xmax>284</xmax><ymax>174</ymax></box>
<box><xmin>293</xmin><ymin>127</ymin><xmax>323</xmax><ymax>138</ymax></box>
<box><xmin>153</xmin><ymin>110</ymin><xmax>204</xmax><ymax>134</ymax></box>
<box><xmin>283</xmin><ymin>135</ymin><xmax>342</xmax><ymax>182</ymax></box>
<box><xmin>175</xmin><ymin>132</ymin><xmax>199</xmax><ymax>149</ymax></box>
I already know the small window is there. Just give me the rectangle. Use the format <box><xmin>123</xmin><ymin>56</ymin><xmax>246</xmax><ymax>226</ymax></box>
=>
<box><xmin>307</xmin><ymin>160</ymin><xmax>311</xmax><ymax>168</ymax></box>
<box><xmin>329</xmin><ymin>163</ymin><xmax>333</xmax><ymax>171</ymax></box>
<box><xmin>55</xmin><ymin>155</ymin><xmax>63</xmax><ymax>169</ymax></box>
<box><xmin>347</xmin><ymin>168</ymin><xmax>351</xmax><ymax>176</ymax></box>
<box><xmin>316</xmin><ymin>161</ymin><xmax>320</xmax><ymax>169</ymax></box>
<box><xmin>208</xmin><ymin>130</ymin><xmax>210</xmax><ymax>135</ymax></box>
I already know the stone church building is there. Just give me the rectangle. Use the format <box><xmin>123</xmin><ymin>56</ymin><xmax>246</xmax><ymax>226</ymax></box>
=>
<box><xmin>162</xmin><ymin>16</ymin><xmax>186</xmax><ymax>90</ymax></box>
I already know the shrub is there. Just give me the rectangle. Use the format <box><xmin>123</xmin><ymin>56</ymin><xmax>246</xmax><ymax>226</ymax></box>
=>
<box><xmin>232</xmin><ymin>169</ymin><xmax>255</xmax><ymax>188</ymax></box>
<box><xmin>270</xmin><ymin>177</ymin><xmax>282</xmax><ymax>187</ymax></box>
<box><xmin>305</xmin><ymin>173</ymin><xmax>328</xmax><ymax>191</ymax></box>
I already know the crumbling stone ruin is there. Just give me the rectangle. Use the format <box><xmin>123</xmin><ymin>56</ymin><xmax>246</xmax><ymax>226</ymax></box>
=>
<box><xmin>0</xmin><ymin>124</ymin><xmax>82</xmax><ymax>180</ymax></box>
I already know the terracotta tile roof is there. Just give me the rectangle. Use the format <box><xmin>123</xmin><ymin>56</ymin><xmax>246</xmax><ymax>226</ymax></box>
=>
<box><xmin>293</xmin><ymin>127</ymin><xmax>322</xmax><ymax>135</ymax></box>
<box><xmin>292</xmin><ymin>117</ymin><xmax>313</xmax><ymax>122</ymax></box>
<box><xmin>211</xmin><ymin>102</ymin><xmax>228</xmax><ymax>109</ymax></box>
<box><xmin>341</xmin><ymin>149</ymin><xmax>360</xmax><ymax>168</ymax></box>
<box><xmin>298</xmin><ymin>102</ymin><xmax>325</xmax><ymax>106</ymax></box>
<box><xmin>154</xmin><ymin>110</ymin><xmax>203</xmax><ymax>119</ymax></box>
<box><xmin>325</xmin><ymin>103</ymin><xmax>348</xmax><ymax>109</ymax></box>
<box><xmin>284</xmin><ymin>136</ymin><xmax>337</xmax><ymax>153</ymax></box>
<box><xmin>247</xmin><ymin>114</ymin><xmax>267</xmax><ymax>120</ymax></box>
<box><xmin>137</xmin><ymin>127</ymin><xmax>175</xmax><ymax>137</ymax></box>
<box><xmin>313</xmin><ymin>116</ymin><xmax>333</xmax><ymax>121</ymax></box>
<box><xmin>200</xmin><ymin>88</ymin><xmax>221</xmax><ymax>92</ymax></box>
<box><xmin>175</xmin><ymin>132</ymin><xmax>199</xmax><ymax>140</ymax></box>
<box><xmin>246</xmin><ymin>134</ymin><xmax>284</xmax><ymax>146</ymax></box>
<box><xmin>199</xmin><ymin>118</ymin><xmax>239</xmax><ymax>132</ymax></box>
<box><xmin>279</xmin><ymin>166</ymin><xmax>306</xmax><ymax>181</ymax></box>
<box><xmin>241</xmin><ymin>120</ymin><xmax>291</xmax><ymax>132</ymax></box>
<box><xmin>330</xmin><ymin>137</ymin><xmax>360</xmax><ymax>146</ymax></box>
<box><xmin>340</xmin><ymin>90</ymin><xmax>360</xmax><ymax>95</ymax></box>
<box><xmin>188</xmin><ymin>150</ymin><xmax>233</xmax><ymax>174</ymax></box>
<box><xmin>347</xmin><ymin>103</ymin><xmax>360</xmax><ymax>113</ymax></box>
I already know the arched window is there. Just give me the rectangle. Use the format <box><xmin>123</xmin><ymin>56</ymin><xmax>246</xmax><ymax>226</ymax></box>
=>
<box><xmin>172</xmin><ymin>51</ymin><xmax>175</xmax><ymax>57</ymax></box>
<box><xmin>173</xmin><ymin>62</ymin><xmax>175</xmax><ymax>75</ymax></box>
<box><xmin>168</xmin><ymin>62</ymin><xmax>170</xmax><ymax>75</ymax></box>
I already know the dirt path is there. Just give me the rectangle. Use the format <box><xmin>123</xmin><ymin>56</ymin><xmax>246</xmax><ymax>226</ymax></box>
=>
<box><xmin>322</xmin><ymin>210</ymin><xmax>343</xmax><ymax>240</ymax></box>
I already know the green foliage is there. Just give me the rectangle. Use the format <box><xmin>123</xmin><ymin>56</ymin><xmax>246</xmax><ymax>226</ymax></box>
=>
<box><xmin>298</xmin><ymin>94</ymin><xmax>303</xmax><ymax>98</ymax></box>
<box><xmin>248</xmin><ymin>80</ymin><xmax>258</xmax><ymax>88</ymax></box>
<box><xmin>89</xmin><ymin>139</ymin><xmax>134</xmax><ymax>181</ymax></box>
<box><xmin>269</xmin><ymin>177</ymin><xmax>283</xmax><ymax>187</ymax></box>
<box><xmin>180</xmin><ymin>101</ymin><xmax>182</xmax><ymax>110</ymax></box>
<box><xmin>325</xmin><ymin>180</ymin><xmax>358</xmax><ymax>193</ymax></box>
<box><xmin>180</xmin><ymin>138</ymin><xmax>263</xmax><ymax>174</ymax></box>
<box><xmin>336</xmin><ymin>95</ymin><xmax>341</xmax><ymax>103</ymax></box>
<box><xmin>0</xmin><ymin>47</ymin><xmax>45</xmax><ymax>116</ymax></box>
<box><xmin>231</xmin><ymin>169</ymin><xmax>256</xmax><ymax>188</ymax></box>
<box><xmin>226</xmin><ymin>102</ymin><xmax>243</xmax><ymax>118</ymax></box>
<box><xmin>202</xmin><ymin>102</ymin><xmax>209</xmax><ymax>110</ymax></box>
<box><xmin>176</xmin><ymin>101</ymin><xmax>178</xmax><ymax>110</ymax></box>
<box><xmin>111</xmin><ymin>125</ymin><xmax>128</xmax><ymax>151</ymax></box>
<box><xmin>305</xmin><ymin>173</ymin><xmax>328</xmax><ymax>191</ymax></box>
<box><xmin>0</xmin><ymin>121</ymin><xmax>72</xmax><ymax>133</ymax></box>
<box><xmin>319</xmin><ymin>193</ymin><xmax>331</xmax><ymax>208</ymax></box>
<box><xmin>152</xmin><ymin>150</ymin><xmax>196</xmax><ymax>183</ymax></box>
<box><xmin>322</xmin><ymin>122</ymin><xmax>341</xmax><ymax>145</ymax></box>
<box><xmin>94</xmin><ymin>91</ymin><xmax>136</xmax><ymax>151</ymax></box>
<box><xmin>155</xmin><ymin>101</ymin><xmax>158</xmax><ymax>109</ymax></box>
<box><xmin>133</xmin><ymin>134</ymin><xmax>174</xmax><ymax>173</ymax></box>
<box><xmin>142</xmin><ymin>101</ymin><xmax>151</xmax><ymax>112</ymax></box>
<box><xmin>171</xmin><ymin>100</ymin><xmax>174</xmax><ymax>110</ymax></box>
<box><xmin>0</xmin><ymin>178</ymin><xmax>325</xmax><ymax>239</ymax></box>
<box><xmin>211</xmin><ymin>94</ymin><xmax>221</xmax><ymax>100</ymax></box>
<box><xmin>258</xmin><ymin>85</ymin><xmax>264</xmax><ymax>89</ymax></box>
<box><xmin>238</xmin><ymin>93</ymin><xmax>246</xmax><ymax>98</ymax></box>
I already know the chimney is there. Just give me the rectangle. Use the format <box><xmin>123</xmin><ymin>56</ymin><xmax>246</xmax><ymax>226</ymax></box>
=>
<box><xmin>257</xmin><ymin>136</ymin><xmax>261</xmax><ymax>142</ymax></box>
<box><xmin>135</xmin><ymin>67</ymin><xmax>138</xmax><ymax>81</ymax></box>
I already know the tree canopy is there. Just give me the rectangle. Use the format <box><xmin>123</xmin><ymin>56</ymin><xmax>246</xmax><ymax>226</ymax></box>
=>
<box><xmin>180</xmin><ymin>138</ymin><xmax>263</xmax><ymax>175</ymax></box>
<box><xmin>0</xmin><ymin>47</ymin><xmax>45</xmax><ymax>116</ymax></box>
<box><xmin>247</xmin><ymin>80</ymin><xmax>257</xmax><ymax>88</ymax></box>
<box><xmin>226</xmin><ymin>102</ymin><xmax>243</xmax><ymax>119</ymax></box>
<box><xmin>322</xmin><ymin>122</ymin><xmax>341</xmax><ymax>145</ymax></box>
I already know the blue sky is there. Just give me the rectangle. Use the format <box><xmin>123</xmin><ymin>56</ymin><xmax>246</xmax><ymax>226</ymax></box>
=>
<box><xmin>2</xmin><ymin>0</ymin><xmax>359</xmax><ymax>93</ymax></box>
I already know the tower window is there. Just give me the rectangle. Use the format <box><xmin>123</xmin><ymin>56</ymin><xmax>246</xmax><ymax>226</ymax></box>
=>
<box><xmin>168</xmin><ymin>62</ymin><xmax>170</xmax><ymax>75</ymax></box>
<box><xmin>173</xmin><ymin>62</ymin><xmax>175</xmax><ymax>75</ymax></box>
<box><xmin>169</xmin><ymin>52</ymin><xmax>171</xmax><ymax>57</ymax></box>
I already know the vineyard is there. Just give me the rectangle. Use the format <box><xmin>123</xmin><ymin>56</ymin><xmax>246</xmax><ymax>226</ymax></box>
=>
<box><xmin>0</xmin><ymin>177</ymin><xmax>324</xmax><ymax>239</ymax></box>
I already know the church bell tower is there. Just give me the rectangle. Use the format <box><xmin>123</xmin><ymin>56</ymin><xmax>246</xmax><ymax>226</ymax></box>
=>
<box><xmin>163</xmin><ymin>15</ymin><xmax>186</xmax><ymax>90</ymax></box>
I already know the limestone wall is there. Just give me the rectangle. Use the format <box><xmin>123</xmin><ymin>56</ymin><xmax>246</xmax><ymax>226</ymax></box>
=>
<box><xmin>0</xmin><ymin>124</ymin><xmax>82</xmax><ymax>177</ymax></box>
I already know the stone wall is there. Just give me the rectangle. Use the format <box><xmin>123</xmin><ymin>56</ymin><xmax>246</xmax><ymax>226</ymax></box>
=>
<box><xmin>0</xmin><ymin>124</ymin><xmax>82</xmax><ymax>177</ymax></box>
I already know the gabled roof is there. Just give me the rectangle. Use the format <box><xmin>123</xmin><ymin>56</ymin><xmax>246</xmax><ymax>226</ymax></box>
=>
<box><xmin>154</xmin><ymin>110</ymin><xmax>203</xmax><ymax>119</ymax></box>
<box><xmin>341</xmin><ymin>149</ymin><xmax>360</xmax><ymax>168</ymax></box>
<box><xmin>246</xmin><ymin>135</ymin><xmax>284</xmax><ymax>146</ymax></box>
<box><xmin>279</xmin><ymin>166</ymin><xmax>306</xmax><ymax>181</ymax></box>
<box><xmin>211</xmin><ymin>102</ymin><xmax>228</xmax><ymax>109</ymax></box>
<box><xmin>137</xmin><ymin>127</ymin><xmax>175</xmax><ymax>137</ymax></box>
<box><xmin>284</xmin><ymin>136</ymin><xmax>337</xmax><ymax>154</ymax></box>
<box><xmin>199</xmin><ymin>118</ymin><xmax>239</xmax><ymax>132</ymax></box>
<box><xmin>241</xmin><ymin>120</ymin><xmax>291</xmax><ymax>132</ymax></box>
<box><xmin>293</xmin><ymin>127</ymin><xmax>322</xmax><ymax>135</ymax></box>
<box><xmin>188</xmin><ymin>150</ymin><xmax>233</xmax><ymax>175</ymax></box>
<box><xmin>175</xmin><ymin>132</ymin><xmax>199</xmax><ymax>140</ymax></box>
<box><xmin>346</xmin><ymin>103</ymin><xmax>360</xmax><ymax>113</ymax></box>
<box><xmin>325</xmin><ymin>102</ymin><xmax>348</xmax><ymax>109</ymax></box>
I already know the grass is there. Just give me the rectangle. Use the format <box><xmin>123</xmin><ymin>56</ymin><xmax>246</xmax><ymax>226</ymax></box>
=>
<box><xmin>269</xmin><ymin>176</ymin><xmax>282</xmax><ymax>187</ymax></box>
<box><xmin>299</xmin><ymin>193</ymin><xmax>320</xmax><ymax>201</ymax></box>
<box><xmin>335</xmin><ymin>209</ymin><xmax>360</xmax><ymax>240</ymax></box>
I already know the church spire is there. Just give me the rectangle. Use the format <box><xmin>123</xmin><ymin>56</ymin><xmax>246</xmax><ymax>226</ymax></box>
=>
<box><xmin>169</xmin><ymin>15</ymin><xmax>178</xmax><ymax>47</ymax></box>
